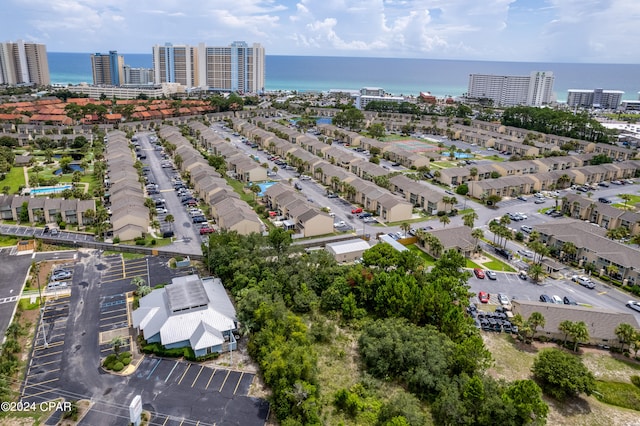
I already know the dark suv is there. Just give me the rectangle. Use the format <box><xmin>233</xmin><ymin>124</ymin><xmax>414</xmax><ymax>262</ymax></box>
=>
<box><xmin>495</xmin><ymin>247</ymin><xmax>513</xmax><ymax>260</ymax></box>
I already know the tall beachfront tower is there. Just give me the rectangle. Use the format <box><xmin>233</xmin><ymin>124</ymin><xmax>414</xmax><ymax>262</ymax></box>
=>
<box><xmin>91</xmin><ymin>51</ymin><xmax>125</xmax><ymax>85</ymax></box>
<box><xmin>0</xmin><ymin>40</ymin><xmax>50</xmax><ymax>86</ymax></box>
<box><xmin>467</xmin><ymin>71</ymin><xmax>554</xmax><ymax>107</ymax></box>
<box><xmin>152</xmin><ymin>43</ymin><xmax>199</xmax><ymax>88</ymax></box>
<box><xmin>153</xmin><ymin>41</ymin><xmax>264</xmax><ymax>93</ymax></box>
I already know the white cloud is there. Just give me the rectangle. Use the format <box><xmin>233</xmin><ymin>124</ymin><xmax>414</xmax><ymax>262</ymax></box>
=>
<box><xmin>1</xmin><ymin>0</ymin><xmax>638</xmax><ymax>62</ymax></box>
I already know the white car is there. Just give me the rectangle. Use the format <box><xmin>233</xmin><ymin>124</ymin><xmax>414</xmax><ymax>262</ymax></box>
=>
<box><xmin>497</xmin><ymin>293</ymin><xmax>510</xmax><ymax>306</ymax></box>
<box><xmin>333</xmin><ymin>221</ymin><xmax>346</xmax><ymax>228</ymax></box>
<box><xmin>551</xmin><ymin>295</ymin><xmax>563</xmax><ymax>304</ymax></box>
<box><xmin>517</xmin><ymin>249</ymin><xmax>534</xmax><ymax>258</ymax></box>
<box><xmin>515</xmin><ymin>212</ymin><xmax>528</xmax><ymax>219</ymax></box>
<box><xmin>627</xmin><ymin>301</ymin><xmax>640</xmax><ymax>313</ymax></box>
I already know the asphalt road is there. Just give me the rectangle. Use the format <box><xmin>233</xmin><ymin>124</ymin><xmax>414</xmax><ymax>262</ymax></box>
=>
<box><xmin>135</xmin><ymin>133</ymin><xmax>203</xmax><ymax>255</ymax></box>
<box><xmin>0</xmin><ymin>248</ymin><xmax>35</xmax><ymax>341</ymax></box>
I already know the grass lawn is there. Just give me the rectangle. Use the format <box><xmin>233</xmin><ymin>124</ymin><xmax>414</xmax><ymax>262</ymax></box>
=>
<box><xmin>407</xmin><ymin>244</ymin><xmax>436</xmax><ymax>267</ymax></box>
<box><xmin>466</xmin><ymin>258</ymin><xmax>483</xmax><ymax>269</ymax></box>
<box><xmin>594</xmin><ymin>380</ymin><xmax>640</xmax><ymax>411</ymax></box>
<box><xmin>225</xmin><ymin>177</ymin><xmax>255</xmax><ymax>203</ymax></box>
<box><xmin>0</xmin><ymin>234</ymin><xmax>18</xmax><ymax>247</ymax></box>
<box><xmin>0</xmin><ymin>167</ymin><xmax>26</xmax><ymax>193</ymax></box>
<box><xmin>481</xmin><ymin>252</ymin><xmax>516</xmax><ymax>272</ymax></box>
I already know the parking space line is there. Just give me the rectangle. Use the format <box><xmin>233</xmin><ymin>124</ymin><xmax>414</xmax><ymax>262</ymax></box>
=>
<box><xmin>191</xmin><ymin>366</ymin><xmax>204</xmax><ymax>387</ymax></box>
<box><xmin>34</xmin><ymin>341</ymin><xmax>64</xmax><ymax>351</ymax></box>
<box><xmin>33</xmin><ymin>350</ymin><xmax>62</xmax><ymax>359</ymax></box>
<box><xmin>177</xmin><ymin>364</ymin><xmax>191</xmax><ymax>385</ymax></box>
<box><xmin>162</xmin><ymin>415</ymin><xmax>170</xmax><ymax>426</ymax></box>
<box><xmin>234</xmin><ymin>372</ymin><xmax>244</xmax><ymax>395</ymax></box>
<box><xmin>165</xmin><ymin>361</ymin><xmax>179</xmax><ymax>383</ymax></box>
<box><xmin>219</xmin><ymin>370</ymin><xmax>230</xmax><ymax>392</ymax></box>
<box><xmin>22</xmin><ymin>388</ymin><xmax>54</xmax><ymax>400</ymax></box>
<box><xmin>100</xmin><ymin>312</ymin><xmax>128</xmax><ymax>322</ymax></box>
<box><xmin>121</xmin><ymin>256</ymin><xmax>126</xmax><ymax>278</ymax></box>
<box><xmin>23</xmin><ymin>377</ymin><xmax>58</xmax><ymax>389</ymax></box>
<box><xmin>147</xmin><ymin>358</ymin><xmax>162</xmax><ymax>380</ymax></box>
<box><xmin>205</xmin><ymin>369</ymin><xmax>216</xmax><ymax>389</ymax></box>
<box><xmin>179</xmin><ymin>419</ymin><xmax>184</xmax><ymax>426</ymax></box>
<box><xmin>35</xmin><ymin>359</ymin><xmax>61</xmax><ymax>367</ymax></box>
<box><xmin>28</xmin><ymin>368</ymin><xmax>60</xmax><ymax>377</ymax></box>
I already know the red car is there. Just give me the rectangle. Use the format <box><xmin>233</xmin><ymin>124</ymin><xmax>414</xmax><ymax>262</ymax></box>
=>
<box><xmin>473</xmin><ymin>268</ymin><xmax>485</xmax><ymax>279</ymax></box>
<box><xmin>351</xmin><ymin>207</ymin><xmax>363</xmax><ymax>214</ymax></box>
<box><xmin>478</xmin><ymin>291</ymin><xmax>490</xmax><ymax>303</ymax></box>
<box><xmin>199</xmin><ymin>227</ymin><xmax>215</xmax><ymax>235</ymax></box>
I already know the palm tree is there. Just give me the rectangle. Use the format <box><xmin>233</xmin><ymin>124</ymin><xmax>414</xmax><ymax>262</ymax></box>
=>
<box><xmin>615</xmin><ymin>323</ymin><xmax>636</xmax><ymax>352</ymax></box>
<box><xmin>570</xmin><ymin>321</ymin><xmax>589</xmax><ymax>352</ymax></box>
<box><xmin>165</xmin><ymin>214</ymin><xmax>175</xmax><ymax>230</ymax></box>
<box><xmin>558</xmin><ymin>320</ymin><xmax>574</xmax><ymax>347</ymax></box>
<box><xmin>462</xmin><ymin>212</ymin><xmax>478</xmax><ymax>228</ymax></box>
<box><xmin>110</xmin><ymin>336</ymin><xmax>125</xmax><ymax>355</ymax></box>
<box><xmin>561</xmin><ymin>241</ymin><xmax>577</xmax><ymax>262</ymax></box>
<box><xmin>400</xmin><ymin>222</ymin><xmax>411</xmax><ymax>237</ymax></box>
<box><xmin>527</xmin><ymin>312</ymin><xmax>546</xmax><ymax>342</ymax></box>
<box><xmin>469</xmin><ymin>167</ymin><xmax>478</xmax><ymax>180</ymax></box>
<box><xmin>439</xmin><ymin>215</ymin><xmax>450</xmax><ymax>228</ymax></box>
<box><xmin>528</xmin><ymin>263</ymin><xmax>544</xmax><ymax>283</ymax></box>
<box><xmin>471</xmin><ymin>228</ymin><xmax>484</xmax><ymax>251</ymax></box>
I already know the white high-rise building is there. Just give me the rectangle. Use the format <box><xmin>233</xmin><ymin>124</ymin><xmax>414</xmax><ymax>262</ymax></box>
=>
<box><xmin>153</xmin><ymin>41</ymin><xmax>265</xmax><ymax>93</ymax></box>
<box><xmin>567</xmin><ymin>89</ymin><xmax>624</xmax><ymax>109</ymax></box>
<box><xmin>467</xmin><ymin>71</ymin><xmax>554</xmax><ymax>107</ymax></box>
<box><xmin>123</xmin><ymin>65</ymin><xmax>154</xmax><ymax>85</ymax></box>
<box><xmin>0</xmin><ymin>40</ymin><xmax>50</xmax><ymax>86</ymax></box>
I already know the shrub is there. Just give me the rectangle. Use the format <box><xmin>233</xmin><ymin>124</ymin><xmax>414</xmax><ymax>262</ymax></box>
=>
<box><xmin>112</xmin><ymin>236</ymin><xmax>120</xmax><ymax>243</ymax></box>
<box><xmin>113</xmin><ymin>361</ymin><xmax>124</xmax><ymax>372</ymax></box>
<box><xmin>122</xmin><ymin>357</ymin><xmax>131</xmax><ymax>366</ymax></box>
<box><xmin>121</xmin><ymin>351</ymin><xmax>131</xmax><ymax>358</ymax></box>
<box><xmin>631</xmin><ymin>375</ymin><xmax>640</xmax><ymax>388</ymax></box>
<box><xmin>151</xmin><ymin>239</ymin><xmax>157</xmax><ymax>245</ymax></box>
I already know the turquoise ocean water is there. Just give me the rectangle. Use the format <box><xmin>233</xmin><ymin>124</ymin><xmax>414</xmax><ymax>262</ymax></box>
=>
<box><xmin>48</xmin><ymin>52</ymin><xmax>640</xmax><ymax>102</ymax></box>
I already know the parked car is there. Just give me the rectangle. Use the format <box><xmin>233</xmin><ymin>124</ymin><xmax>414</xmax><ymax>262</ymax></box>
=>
<box><xmin>333</xmin><ymin>221</ymin><xmax>346</xmax><ymax>228</ymax></box>
<box><xmin>626</xmin><ymin>301</ymin><xmax>640</xmax><ymax>313</ymax></box>
<box><xmin>294</xmin><ymin>182</ymin><xmax>302</xmax><ymax>190</ymax></box>
<box><xmin>351</xmin><ymin>207</ymin><xmax>363</xmax><ymax>214</ymax></box>
<box><xmin>50</xmin><ymin>228</ymin><xmax>59</xmax><ymax>236</ymax></box>
<box><xmin>47</xmin><ymin>281</ymin><xmax>68</xmax><ymax>290</ymax></box>
<box><xmin>478</xmin><ymin>291</ymin><xmax>490</xmax><ymax>303</ymax></box>
<box><xmin>192</xmin><ymin>216</ymin><xmax>206</xmax><ymax>223</ymax></box>
<box><xmin>534</xmin><ymin>197</ymin><xmax>546</xmax><ymax>204</ymax></box>
<box><xmin>497</xmin><ymin>293</ymin><xmax>510</xmax><ymax>306</ymax></box>
<box><xmin>473</xmin><ymin>268</ymin><xmax>485</xmax><ymax>279</ymax></box>
<box><xmin>563</xmin><ymin>296</ymin><xmax>578</xmax><ymax>306</ymax></box>
<box><xmin>199</xmin><ymin>227</ymin><xmax>215</xmax><ymax>235</ymax></box>
<box><xmin>486</xmin><ymin>270</ymin><xmax>497</xmax><ymax>280</ymax></box>
<box><xmin>576</xmin><ymin>276</ymin><xmax>595</xmax><ymax>289</ymax></box>
<box><xmin>495</xmin><ymin>247</ymin><xmax>513</xmax><ymax>260</ymax></box>
<box><xmin>539</xmin><ymin>294</ymin><xmax>553</xmax><ymax>303</ymax></box>
<box><xmin>551</xmin><ymin>295</ymin><xmax>563</xmax><ymax>304</ymax></box>
<box><xmin>51</xmin><ymin>270</ymin><xmax>72</xmax><ymax>281</ymax></box>
<box><xmin>517</xmin><ymin>249</ymin><xmax>534</xmax><ymax>258</ymax></box>
<box><xmin>517</xmin><ymin>196</ymin><xmax>528</xmax><ymax>201</ymax></box>
<box><xmin>520</xmin><ymin>225</ymin><xmax>533</xmax><ymax>233</ymax></box>
<box><xmin>598</xmin><ymin>197</ymin><xmax>612</xmax><ymax>204</ymax></box>
<box><xmin>518</xmin><ymin>270</ymin><xmax>528</xmax><ymax>280</ymax></box>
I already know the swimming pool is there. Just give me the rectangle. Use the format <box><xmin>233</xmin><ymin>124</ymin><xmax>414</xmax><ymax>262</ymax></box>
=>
<box><xmin>452</xmin><ymin>152</ymin><xmax>473</xmax><ymax>159</ymax></box>
<box><xmin>255</xmin><ymin>181</ymin><xmax>278</xmax><ymax>197</ymax></box>
<box><xmin>27</xmin><ymin>185</ymin><xmax>73</xmax><ymax>195</ymax></box>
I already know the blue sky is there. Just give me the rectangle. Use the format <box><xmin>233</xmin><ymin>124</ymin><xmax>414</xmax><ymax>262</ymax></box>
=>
<box><xmin>2</xmin><ymin>0</ymin><xmax>638</xmax><ymax>63</ymax></box>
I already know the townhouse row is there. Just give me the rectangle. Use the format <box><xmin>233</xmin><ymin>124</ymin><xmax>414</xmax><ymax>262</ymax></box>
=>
<box><xmin>158</xmin><ymin>125</ymin><xmax>264</xmax><ymax>235</ymax></box>
<box><xmin>535</xmin><ymin>219</ymin><xmax>640</xmax><ymax>285</ymax></box>
<box><xmin>0</xmin><ymin>195</ymin><xmax>95</xmax><ymax>225</ymax></box>
<box><xmin>104</xmin><ymin>130</ymin><xmax>150</xmax><ymax>240</ymax></box>
<box><xmin>560</xmin><ymin>193</ymin><xmax>640</xmax><ymax>235</ymax></box>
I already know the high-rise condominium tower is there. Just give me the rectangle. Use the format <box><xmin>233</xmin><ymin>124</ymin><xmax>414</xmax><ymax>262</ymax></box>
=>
<box><xmin>152</xmin><ymin>41</ymin><xmax>265</xmax><ymax>93</ymax></box>
<box><xmin>0</xmin><ymin>40</ymin><xmax>50</xmax><ymax>86</ymax></box>
<box><xmin>91</xmin><ymin>51</ymin><xmax>125</xmax><ymax>86</ymax></box>
<box><xmin>467</xmin><ymin>71</ymin><xmax>555</xmax><ymax>107</ymax></box>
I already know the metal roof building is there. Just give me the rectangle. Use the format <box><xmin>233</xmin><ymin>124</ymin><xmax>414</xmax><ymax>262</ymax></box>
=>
<box><xmin>132</xmin><ymin>275</ymin><xmax>237</xmax><ymax>357</ymax></box>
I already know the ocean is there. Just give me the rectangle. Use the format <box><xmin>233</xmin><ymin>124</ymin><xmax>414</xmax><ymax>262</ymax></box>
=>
<box><xmin>48</xmin><ymin>52</ymin><xmax>640</xmax><ymax>102</ymax></box>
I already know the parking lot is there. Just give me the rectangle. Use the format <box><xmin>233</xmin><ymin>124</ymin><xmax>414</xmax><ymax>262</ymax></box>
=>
<box><xmin>134</xmin><ymin>357</ymin><xmax>255</xmax><ymax>397</ymax></box>
<box><xmin>21</xmin><ymin>295</ymin><xmax>70</xmax><ymax>404</ymax></box>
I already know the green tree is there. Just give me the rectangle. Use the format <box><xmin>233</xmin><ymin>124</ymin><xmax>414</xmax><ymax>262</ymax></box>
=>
<box><xmin>615</xmin><ymin>323</ymin><xmax>636</xmax><ymax>352</ymax></box>
<box><xmin>439</xmin><ymin>215</ymin><xmax>450</xmax><ymax>228</ymax></box>
<box><xmin>164</xmin><ymin>214</ymin><xmax>175</xmax><ymax>230</ymax></box>
<box><xmin>399</xmin><ymin>222</ymin><xmax>411</xmax><ymax>237</ymax></box>
<box><xmin>462</xmin><ymin>212</ymin><xmax>478</xmax><ymax>228</ymax></box>
<box><xmin>332</xmin><ymin>107</ymin><xmax>365</xmax><ymax>131</ymax></box>
<box><xmin>528</xmin><ymin>264</ymin><xmax>544</xmax><ymax>283</ymax></box>
<box><xmin>367</xmin><ymin>122</ymin><xmax>386</xmax><ymax>139</ymax></box>
<box><xmin>532</xmin><ymin>348</ymin><xmax>595</xmax><ymax>401</ymax></box>
<box><xmin>110</xmin><ymin>335</ymin><xmax>125</xmax><ymax>355</ymax></box>
<box><xmin>503</xmin><ymin>379</ymin><xmax>549</xmax><ymax>426</ymax></box>
<box><xmin>471</xmin><ymin>228</ymin><xmax>484</xmax><ymax>250</ymax></box>
<box><xmin>569</xmin><ymin>321</ymin><xmax>589</xmax><ymax>352</ymax></box>
<box><xmin>267</xmin><ymin>227</ymin><xmax>292</xmax><ymax>261</ymax></box>
<box><xmin>558</xmin><ymin>320</ymin><xmax>574</xmax><ymax>347</ymax></box>
<box><xmin>59</xmin><ymin>156</ymin><xmax>73</xmax><ymax>174</ymax></box>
